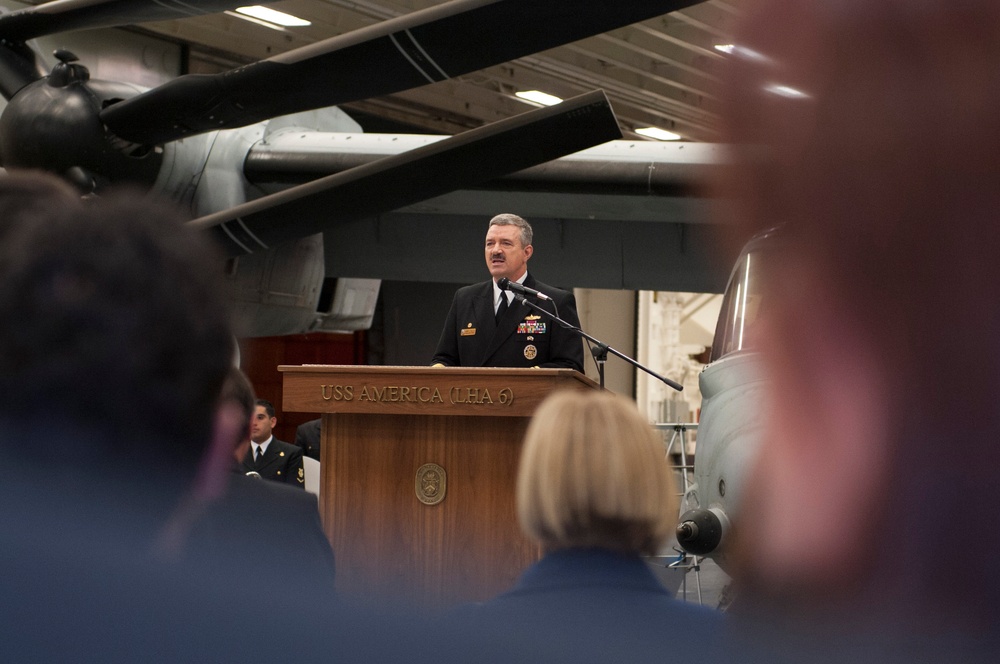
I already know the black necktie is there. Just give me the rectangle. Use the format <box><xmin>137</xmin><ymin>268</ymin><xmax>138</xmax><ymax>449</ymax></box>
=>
<box><xmin>495</xmin><ymin>292</ymin><xmax>508</xmax><ymax>325</ymax></box>
<box><xmin>255</xmin><ymin>446</ymin><xmax>263</xmax><ymax>465</ymax></box>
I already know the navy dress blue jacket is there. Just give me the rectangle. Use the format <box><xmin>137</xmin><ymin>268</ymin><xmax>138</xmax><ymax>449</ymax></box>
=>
<box><xmin>448</xmin><ymin>547</ymin><xmax>724</xmax><ymax>663</ymax></box>
<box><xmin>241</xmin><ymin>436</ymin><xmax>305</xmax><ymax>487</ymax></box>
<box><xmin>431</xmin><ymin>274</ymin><xmax>585</xmax><ymax>372</ymax></box>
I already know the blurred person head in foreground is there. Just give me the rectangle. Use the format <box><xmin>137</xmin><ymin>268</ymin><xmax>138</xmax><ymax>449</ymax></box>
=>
<box><xmin>0</xmin><ymin>171</ymin><xmax>464</xmax><ymax>663</ymax></box>
<box><xmin>0</xmin><ymin>171</ymin><xmax>234</xmax><ymax>482</ymax></box>
<box><xmin>517</xmin><ymin>390</ymin><xmax>678</xmax><ymax>556</ymax></box>
<box><xmin>718</xmin><ymin>0</ymin><xmax>1000</xmax><ymax>658</ymax></box>
<box><xmin>451</xmin><ymin>390</ymin><xmax>721</xmax><ymax>663</ymax></box>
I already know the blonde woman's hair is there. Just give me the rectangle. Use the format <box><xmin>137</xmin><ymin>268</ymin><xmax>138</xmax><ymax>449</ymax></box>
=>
<box><xmin>516</xmin><ymin>390</ymin><xmax>678</xmax><ymax>556</ymax></box>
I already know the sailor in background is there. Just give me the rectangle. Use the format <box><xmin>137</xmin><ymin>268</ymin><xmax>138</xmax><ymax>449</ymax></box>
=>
<box><xmin>295</xmin><ymin>418</ymin><xmax>322</xmax><ymax>461</ymax></box>
<box><xmin>242</xmin><ymin>398</ymin><xmax>305</xmax><ymax>487</ymax></box>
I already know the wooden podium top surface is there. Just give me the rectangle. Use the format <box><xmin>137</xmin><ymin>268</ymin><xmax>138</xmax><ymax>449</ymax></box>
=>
<box><xmin>280</xmin><ymin>365</ymin><xmax>598</xmax><ymax>418</ymax></box>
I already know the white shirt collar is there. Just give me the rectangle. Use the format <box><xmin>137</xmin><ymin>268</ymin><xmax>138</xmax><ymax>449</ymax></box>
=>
<box><xmin>493</xmin><ymin>271</ymin><xmax>528</xmax><ymax>306</ymax></box>
<box><xmin>253</xmin><ymin>435</ymin><xmax>274</xmax><ymax>456</ymax></box>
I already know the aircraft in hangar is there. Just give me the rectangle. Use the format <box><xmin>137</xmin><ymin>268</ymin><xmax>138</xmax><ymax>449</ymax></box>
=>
<box><xmin>0</xmin><ymin>0</ymin><xmax>727</xmax><ymax>337</ymax></box>
<box><xmin>676</xmin><ymin>228</ymin><xmax>775</xmax><ymax>576</ymax></box>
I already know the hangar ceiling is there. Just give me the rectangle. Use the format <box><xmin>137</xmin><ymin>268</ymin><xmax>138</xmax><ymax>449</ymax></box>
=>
<box><xmin>121</xmin><ymin>1</ymin><xmax>740</xmax><ymax>140</ymax></box>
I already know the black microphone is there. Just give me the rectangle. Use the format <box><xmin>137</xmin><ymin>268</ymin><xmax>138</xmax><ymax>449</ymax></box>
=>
<box><xmin>498</xmin><ymin>277</ymin><xmax>552</xmax><ymax>301</ymax></box>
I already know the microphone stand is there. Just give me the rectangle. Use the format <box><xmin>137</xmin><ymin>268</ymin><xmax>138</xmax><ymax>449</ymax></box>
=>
<box><xmin>510</xmin><ymin>293</ymin><xmax>683</xmax><ymax>392</ymax></box>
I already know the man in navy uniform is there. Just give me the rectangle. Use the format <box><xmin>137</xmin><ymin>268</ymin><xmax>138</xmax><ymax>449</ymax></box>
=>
<box><xmin>242</xmin><ymin>398</ymin><xmax>305</xmax><ymax>487</ymax></box>
<box><xmin>295</xmin><ymin>417</ymin><xmax>322</xmax><ymax>461</ymax></box>
<box><xmin>431</xmin><ymin>213</ymin><xmax>584</xmax><ymax>372</ymax></box>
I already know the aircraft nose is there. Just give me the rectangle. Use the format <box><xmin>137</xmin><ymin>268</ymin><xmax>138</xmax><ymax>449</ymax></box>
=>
<box><xmin>676</xmin><ymin>507</ymin><xmax>728</xmax><ymax>556</ymax></box>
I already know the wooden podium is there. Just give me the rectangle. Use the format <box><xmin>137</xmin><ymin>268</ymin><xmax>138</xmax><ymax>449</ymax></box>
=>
<box><xmin>280</xmin><ymin>365</ymin><xmax>598</xmax><ymax>606</ymax></box>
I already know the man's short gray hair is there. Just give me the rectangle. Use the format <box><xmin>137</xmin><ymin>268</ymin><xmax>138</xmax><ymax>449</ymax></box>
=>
<box><xmin>488</xmin><ymin>213</ymin><xmax>533</xmax><ymax>247</ymax></box>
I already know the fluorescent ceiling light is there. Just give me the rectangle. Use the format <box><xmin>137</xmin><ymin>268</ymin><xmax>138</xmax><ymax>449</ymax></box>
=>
<box><xmin>635</xmin><ymin>126</ymin><xmax>681</xmax><ymax>141</ymax></box>
<box><xmin>729</xmin><ymin>45</ymin><xmax>770</xmax><ymax>64</ymax></box>
<box><xmin>226</xmin><ymin>11</ymin><xmax>286</xmax><ymax>31</ymax></box>
<box><xmin>764</xmin><ymin>84</ymin><xmax>809</xmax><ymax>99</ymax></box>
<box><xmin>515</xmin><ymin>90</ymin><xmax>563</xmax><ymax>107</ymax></box>
<box><xmin>714</xmin><ymin>44</ymin><xmax>735</xmax><ymax>54</ymax></box>
<box><xmin>234</xmin><ymin>6</ymin><xmax>311</xmax><ymax>27</ymax></box>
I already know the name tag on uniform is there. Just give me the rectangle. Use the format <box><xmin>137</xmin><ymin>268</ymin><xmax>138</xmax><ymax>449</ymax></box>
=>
<box><xmin>461</xmin><ymin>327</ymin><xmax>477</xmax><ymax>336</ymax></box>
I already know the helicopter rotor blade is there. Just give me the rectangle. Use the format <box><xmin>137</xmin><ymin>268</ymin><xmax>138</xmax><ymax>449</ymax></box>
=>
<box><xmin>189</xmin><ymin>90</ymin><xmax>621</xmax><ymax>257</ymax></box>
<box><xmin>101</xmin><ymin>0</ymin><xmax>702</xmax><ymax>145</ymax></box>
<box><xmin>0</xmin><ymin>1</ymin><xmax>250</xmax><ymax>42</ymax></box>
